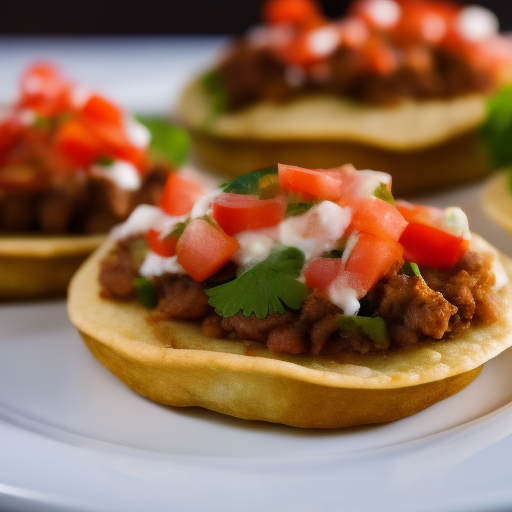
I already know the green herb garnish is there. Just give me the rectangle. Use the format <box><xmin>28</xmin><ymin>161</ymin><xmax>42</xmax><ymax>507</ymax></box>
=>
<box><xmin>286</xmin><ymin>201</ymin><xmax>316</xmax><ymax>217</ymax></box>
<box><xmin>373</xmin><ymin>182</ymin><xmax>395</xmax><ymax>205</ymax></box>
<box><xmin>95</xmin><ymin>156</ymin><xmax>114</xmax><ymax>167</ymax></box>
<box><xmin>222</xmin><ymin>166</ymin><xmax>278</xmax><ymax>195</ymax></box>
<box><xmin>206</xmin><ymin>246</ymin><xmax>308</xmax><ymax>319</ymax></box>
<box><xmin>134</xmin><ymin>277</ymin><xmax>158</xmax><ymax>309</ymax></box>
<box><xmin>481</xmin><ymin>85</ymin><xmax>512</xmax><ymax>170</ymax></box>
<box><xmin>200</xmin><ymin>70</ymin><xmax>228</xmax><ymax>120</ymax></box>
<box><xmin>337</xmin><ymin>316</ymin><xmax>390</xmax><ymax>349</ymax></box>
<box><xmin>171</xmin><ymin>219</ymin><xmax>190</xmax><ymax>239</ymax></box>
<box><xmin>401</xmin><ymin>262</ymin><xmax>421</xmax><ymax>277</ymax></box>
<box><xmin>136</xmin><ymin>116</ymin><xmax>190</xmax><ymax>166</ymax></box>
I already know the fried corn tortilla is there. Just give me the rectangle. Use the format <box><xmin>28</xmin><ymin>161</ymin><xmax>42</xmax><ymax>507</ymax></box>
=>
<box><xmin>482</xmin><ymin>171</ymin><xmax>512</xmax><ymax>234</ymax></box>
<box><xmin>179</xmin><ymin>81</ymin><xmax>486</xmax><ymax>149</ymax></box>
<box><xmin>177</xmin><ymin>82</ymin><xmax>490</xmax><ymax>194</ymax></box>
<box><xmin>68</xmin><ymin>234</ymin><xmax>512</xmax><ymax>428</ymax></box>
<box><xmin>0</xmin><ymin>234</ymin><xmax>104</xmax><ymax>298</ymax></box>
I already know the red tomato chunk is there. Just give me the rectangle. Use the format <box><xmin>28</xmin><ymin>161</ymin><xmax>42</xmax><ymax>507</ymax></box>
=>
<box><xmin>343</xmin><ymin>233</ymin><xmax>404</xmax><ymax>296</ymax></box>
<box><xmin>351</xmin><ymin>196</ymin><xmax>408</xmax><ymax>241</ymax></box>
<box><xmin>304</xmin><ymin>257</ymin><xmax>343</xmax><ymax>292</ymax></box>
<box><xmin>146</xmin><ymin>228</ymin><xmax>178</xmax><ymax>258</ymax></box>
<box><xmin>399</xmin><ymin>223</ymin><xmax>469</xmax><ymax>270</ymax></box>
<box><xmin>160</xmin><ymin>173</ymin><xmax>204</xmax><ymax>217</ymax></box>
<box><xmin>176</xmin><ymin>219</ymin><xmax>240</xmax><ymax>282</ymax></box>
<box><xmin>278</xmin><ymin>163</ymin><xmax>345</xmax><ymax>201</ymax></box>
<box><xmin>212</xmin><ymin>193</ymin><xmax>287</xmax><ymax>236</ymax></box>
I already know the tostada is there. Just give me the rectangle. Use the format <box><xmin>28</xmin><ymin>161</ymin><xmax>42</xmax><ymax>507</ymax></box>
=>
<box><xmin>68</xmin><ymin>164</ymin><xmax>512</xmax><ymax>428</ymax></box>
<box><xmin>177</xmin><ymin>0</ymin><xmax>512</xmax><ymax>194</ymax></box>
<box><xmin>0</xmin><ymin>63</ymin><xmax>189</xmax><ymax>297</ymax></box>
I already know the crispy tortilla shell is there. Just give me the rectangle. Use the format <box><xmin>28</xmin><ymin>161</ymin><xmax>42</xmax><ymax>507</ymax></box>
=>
<box><xmin>178</xmin><ymin>81</ymin><xmax>486</xmax><ymax>149</ymax></box>
<box><xmin>178</xmin><ymin>81</ymin><xmax>490</xmax><ymax>195</ymax></box>
<box><xmin>68</xmin><ymin>235</ymin><xmax>512</xmax><ymax>428</ymax></box>
<box><xmin>0</xmin><ymin>234</ymin><xmax>104</xmax><ymax>298</ymax></box>
<box><xmin>189</xmin><ymin>129</ymin><xmax>489</xmax><ymax>196</ymax></box>
<box><xmin>482</xmin><ymin>170</ymin><xmax>512</xmax><ymax>233</ymax></box>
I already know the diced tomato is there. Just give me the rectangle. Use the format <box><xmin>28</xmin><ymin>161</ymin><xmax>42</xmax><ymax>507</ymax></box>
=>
<box><xmin>0</xmin><ymin>117</ymin><xmax>24</xmax><ymax>155</ymax></box>
<box><xmin>263</xmin><ymin>0</ymin><xmax>322</xmax><ymax>26</ymax></box>
<box><xmin>81</xmin><ymin>95</ymin><xmax>123</xmax><ymax>126</ymax></box>
<box><xmin>395</xmin><ymin>200</ymin><xmax>444</xmax><ymax>227</ymax></box>
<box><xmin>343</xmin><ymin>233</ymin><xmax>404</xmax><ymax>296</ymax></box>
<box><xmin>360</xmin><ymin>38</ymin><xmax>397</xmax><ymax>75</ymax></box>
<box><xmin>350</xmin><ymin>196</ymin><xmax>408</xmax><ymax>241</ymax></box>
<box><xmin>278</xmin><ymin>163</ymin><xmax>345</xmax><ymax>201</ymax></box>
<box><xmin>19</xmin><ymin>63</ymin><xmax>72</xmax><ymax>117</ymax></box>
<box><xmin>393</xmin><ymin>2</ymin><xmax>459</xmax><ymax>45</ymax></box>
<box><xmin>399</xmin><ymin>223</ymin><xmax>469</xmax><ymax>270</ymax></box>
<box><xmin>160</xmin><ymin>173</ymin><xmax>204</xmax><ymax>217</ymax></box>
<box><xmin>304</xmin><ymin>257</ymin><xmax>343</xmax><ymax>291</ymax></box>
<box><xmin>54</xmin><ymin>119</ymin><xmax>104</xmax><ymax>168</ymax></box>
<box><xmin>212</xmin><ymin>193</ymin><xmax>287</xmax><ymax>236</ymax></box>
<box><xmin>176</xmin><ymin>219</ymin><xmax>240</xmax><ymax>282</ymax></box>
<box><xmin>146</xmin><ymin>228</ymin><xmax>178</xmax><ymax>258</ymax></box>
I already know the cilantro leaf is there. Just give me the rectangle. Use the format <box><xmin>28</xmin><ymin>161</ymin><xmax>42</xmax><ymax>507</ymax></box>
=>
<box><xmin>286</xmin><ymin>201</ymin><xmax>316</xmax><ymax>217</ymax></box>
<box><xmin>373</xmin><ymin>182</ymin><xmax>395</xmax><ymax>205</ymax></box>
<box><xmin>136</xmin><ymin>116</ymin><xmax>190</xmax><ymax>166</ymax></box>
<box><xmin>171</xmin><ymin>219</ymin><xmax>190</xmax><ymax>239</ymax></box>
<box><xmin>206</xmin><ymin>246</ymin><xmax>308</xmax><ymax>319</ymax></box>
<box><xmin>134</xmin><ymin>277</ymin><xmax>158</xmax><ymax>309</ymax></box>
<box><xmin>337</xmin><ymin>316</ymin><xmax>390</xmax><ymax>349</ymax></box>
<box><xmin>200</xmin><ymin>70</ymin><xmax>228</xmax><ymax>120</ymax></box>
<box><xmin>481</xmin><ymin>85</ymin><xmax>512</xmax><ymax>169</ymax></box>
<box><xmin>222</xmin><ymin>166</ymin><xmax>278</xmax><ymax>195</ymax></box>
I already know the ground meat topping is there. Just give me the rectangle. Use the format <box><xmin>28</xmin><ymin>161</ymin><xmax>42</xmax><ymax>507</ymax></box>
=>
<box><xmin>151</xmin><ymin>275</ymin><xmax>213</xmax><ymax>321</ymax></box>
<box><xmin>217</xmin><ymin>43</ymin><xmax>493</xmax><ymax>112</ymax></box>
<box><xmin>0</xmin><ymin>165</ymin><xmax>169</xmax><ymax>235</ymax></box>
<box><xmin>99</xmin><ymin>239</ymin><xmax>503</xmax><ymax>356</ymax></box>
<box><xmin>374</xmin><ymin>274</ymin><xmax>457</xmax><ymax>346</ymax></box>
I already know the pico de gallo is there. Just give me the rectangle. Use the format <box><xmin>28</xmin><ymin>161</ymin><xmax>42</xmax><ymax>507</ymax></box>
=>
<box><xmin>203</xmin><ymin>0</ymin><xmax>512</xmax><ymax>112</ymax></box>
<box><xmin>0</xmin><ymin>63</ymin><xmax>189</xmax><ymax>234</ymax></box>
<box><xmin>99</xmin><ymin>164</ymin><xmax>506</xmax><ymax>356</ymax></box>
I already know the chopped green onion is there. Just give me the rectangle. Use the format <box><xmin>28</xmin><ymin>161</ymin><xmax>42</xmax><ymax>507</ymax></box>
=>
<box><xmin>337</xmin><ymin>316</ymin><xmax>390</xmax><ymax>349</ymax></box>
<box><xmin>134</xmin><ymin>277</ymin><xmax>158</xmax><ymax>309</ymax></box>
<box><xmin>373</xmin><ymin>182</ymin><xmax>395</xmax><ymax>205</ymax></box>
<box><xmin>401</xmin><ymin>262</ymin><xmax>421</xmax><ymax>277</ymax></box>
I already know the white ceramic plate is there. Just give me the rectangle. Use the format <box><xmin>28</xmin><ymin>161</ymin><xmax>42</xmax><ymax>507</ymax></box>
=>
<box><xmin>2</xmin><ymin>38</ymin><xmax>512</xmax><ymax>512</ymax></box>
<box><xmin>1</xmin><ymin>183</ymin><xmax>512</xmax><ymax>512</ymax></box>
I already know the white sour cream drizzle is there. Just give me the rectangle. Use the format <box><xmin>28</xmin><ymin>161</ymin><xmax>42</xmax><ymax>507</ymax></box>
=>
<box><xmin>91</xmin><ymin>160</ymin><xmax>142</xmax><ymax>191</ymax></box>
<box><xmin>443</xmin><ymin>207</ymin><xmax>471</xmax><ymax>240</ymax></box>
<box><xmin>140</xmin><ymin>253</ymin><xmax>185</xmax><ymax>277</ymax></box>
<box><xmin>457</xmin><ymin>5</ymin><xmax>499</xmax><ymax>42</ymax></box>
<box><xmin>110</xmin><ymin>204</ymin><xmax>161</xmax><ymax>240</ymax></box>
<box><xmin>278</xmin><ymin>201</ymin><xmax>352</xmax><ymax>261</ymax></box>
<box><xmin>191</xmin><ymin>188</ymin><xmax>223</xmax><ymax>218</ymax></box>
<box><xmin>233</xmin><ymin>231</ymin><xmax>276</xmax><ymax>271</ymax></box>
<box><xmin>353</xmin><ymin>170</ymin><xmax>392</xmax><ymax>198</ymax></box>
<box><xmin>327</xmin><ymin>280</ymin><xmax>360</xmax><ymax>317</ymax></box>
<box><xmin>125</xmin><ymin>116</ymin><xmax>151</xmax><ymax>149</ymax></box>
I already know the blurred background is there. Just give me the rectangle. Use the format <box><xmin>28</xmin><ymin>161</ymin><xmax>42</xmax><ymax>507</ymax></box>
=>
<box><xmin>1</xmin><ymin>0</ymin><xmax>511</xmax><ymax>35</ymax></box>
